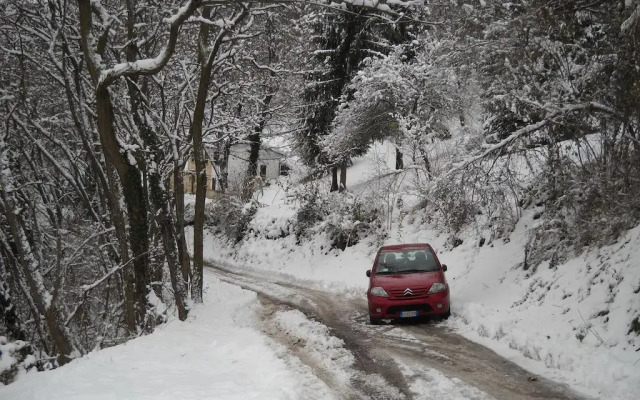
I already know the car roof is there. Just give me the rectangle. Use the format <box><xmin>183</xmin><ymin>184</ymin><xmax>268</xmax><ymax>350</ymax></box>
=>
<box><xmin>379</xmin><ymin>243</ymin><xmax>433</xmax><ymax>251</ymax></box>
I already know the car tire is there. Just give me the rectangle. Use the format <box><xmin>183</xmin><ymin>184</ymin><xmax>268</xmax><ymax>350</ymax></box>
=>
<box><xmin>369</xmin><ymin>316</ymin><xmax>382</xmax><ymax>325</ymax></box>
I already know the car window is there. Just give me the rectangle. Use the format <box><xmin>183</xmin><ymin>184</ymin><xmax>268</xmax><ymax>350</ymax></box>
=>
<box><xmin>376</xmin><ymin>249</ymin><xmax>439</xmax><ymax>274</ymax></box>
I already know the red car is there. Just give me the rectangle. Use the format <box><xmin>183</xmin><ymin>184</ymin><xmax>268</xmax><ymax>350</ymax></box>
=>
<box><xmin>366</xmin><ymin>243</ymin><xmax>450</xmax><ymax>324</ymax></box>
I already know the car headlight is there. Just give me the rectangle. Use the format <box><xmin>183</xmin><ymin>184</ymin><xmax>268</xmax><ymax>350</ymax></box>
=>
<box><xmin>428</xmin><ymin>282</ymin><xmax>446</xmax><ymax>294</ymax></box>
<box><xmin>370</xmin><ymin>287</ymin><xmax>389</xmax><ymax>297</ymax></box>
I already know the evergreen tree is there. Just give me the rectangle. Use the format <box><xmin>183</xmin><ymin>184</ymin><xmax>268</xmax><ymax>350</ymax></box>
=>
<box><xmin>295</xmin><ymin>4</ymin><xmax>414</xmax><ymax>189</ymax></box>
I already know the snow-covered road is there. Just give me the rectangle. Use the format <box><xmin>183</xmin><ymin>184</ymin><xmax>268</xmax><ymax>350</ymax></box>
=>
<box><xmin>209</xmin><ymin>263</ymin><xmax>586</xmax><ymax>400</ymax></box>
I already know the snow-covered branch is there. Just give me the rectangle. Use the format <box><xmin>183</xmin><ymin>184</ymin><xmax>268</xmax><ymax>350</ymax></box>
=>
<box><xmin>452</xmin><ymin>101</ymin><xmax>622</xmax><ymax>173</ymax></box>
<box><xmin>622</xmin><ymin>4</ymin><xmax>640</xmax><ymax>34</ymax></box>
<box><xmin>80</xmin><ymin>253</ymin><xmax>142</xmax><ymax>293</ymax></box>
<box><xmin>95</xmin><ymin>0</ymin><xmax>201</xmax><ymax>88</ymax></box>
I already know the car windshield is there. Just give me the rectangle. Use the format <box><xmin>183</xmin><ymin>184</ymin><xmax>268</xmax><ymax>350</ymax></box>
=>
<box><xmin>375</xmin><ymin>249</ymin><xmax>439</xmax><ymax>275</ymax></box>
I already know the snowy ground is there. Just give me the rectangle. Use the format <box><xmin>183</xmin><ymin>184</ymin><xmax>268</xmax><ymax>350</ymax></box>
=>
<box><xmin>194</xmin><ymin>141</ymin><xmax>640</xmax><ymax>400</ymax></box>
<box><xmin>0</xmin><ymin>270</ymin><xmax>335</xmax><ymax>400</ymax></box>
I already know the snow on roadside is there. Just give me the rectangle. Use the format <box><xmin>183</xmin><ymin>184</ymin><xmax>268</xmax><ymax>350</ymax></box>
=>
<box><xmin>0</xmin><ymin>270</ymin><xmax>333</xmax><ymax>400</ymax></box>
<box><xmin>439</xmin><ymin>216</ymin><xmax>640</xmax><ymax>400</ymax></box>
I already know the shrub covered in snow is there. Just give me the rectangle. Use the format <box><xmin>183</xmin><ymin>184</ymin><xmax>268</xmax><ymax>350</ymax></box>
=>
<box><xmin>427</xmin><ymin>179</ymin><xmax>478</xmax><ymax>235</ymax></box>
<box><xmin>0</xmin><ymin>337</ymin><xmax>37</xmax><ymax>384</ymax></box>
<box><xmin>293</xmin><ymin>184</ymin><xmax>384</xmax><ymax>250</ymax></box>
<box><xmin>292</xmin><ymin>183</ymin><xmax>326</xmax><ymax>240</ymax></box>
<box><xmin>414</xmin><ymin>170</ymin><xmax>522</xmax><ymax>247</ymax></box>
<box><xmin>522</xmin><ymin>152</ymin><xmax>640</xmax><ymax>270</ymax></box>
<box><xmin>204</xmin><ymin>195</ymin><xmax>258</xmax><ymax>243</ymax></box>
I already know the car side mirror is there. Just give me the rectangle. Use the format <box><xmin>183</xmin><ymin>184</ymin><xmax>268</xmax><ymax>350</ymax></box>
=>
<box><xmin>442</xmin><ymin>264</ymin><xmax>448</xmax><ymax>272</ymax></box>
<box><xmin>366</xmin><ymin>270</ymin><xmax>371</xmax><ymax>277</ymax></box>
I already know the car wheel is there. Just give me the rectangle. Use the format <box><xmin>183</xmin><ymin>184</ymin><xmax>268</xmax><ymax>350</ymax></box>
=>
<box><xmin>369</xmin><ymin>316</ymin><xmax>382</xmax><ymax>325</ymax></box>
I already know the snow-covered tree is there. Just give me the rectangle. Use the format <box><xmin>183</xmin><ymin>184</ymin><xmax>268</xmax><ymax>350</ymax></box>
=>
<box><xmin>295</xmin><ymin>3</ymin><xmax>416</xmax><ymax>190</ymax></box>
<box><xmin>323</xmin><ymin>34</ymin><xmax>473</xmax><ymax>174</ymax></box>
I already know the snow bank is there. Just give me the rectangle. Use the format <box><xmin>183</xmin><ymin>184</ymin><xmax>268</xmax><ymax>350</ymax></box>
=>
<box><xmin>443</xmin><ymin>216</ymin><xmax>640</xmax><ymax>400</ymax></box>
<box><xmin>0</xmin><ymin>271</ymin><xmax>331</xmax><ymax>400</ymax></box>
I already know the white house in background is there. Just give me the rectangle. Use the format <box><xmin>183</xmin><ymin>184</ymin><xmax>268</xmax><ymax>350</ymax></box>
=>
<box><xmin>224</xmin><ymin>143</ymin><xmax>285</xmax><ymax>191</ymax></box>
<box><xmin>179</xmin><ymin>143</ymin><xmax>285</xmax><ymax>198</ymax></box>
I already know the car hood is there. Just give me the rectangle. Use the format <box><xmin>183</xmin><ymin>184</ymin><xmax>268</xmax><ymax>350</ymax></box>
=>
<box><xmin>372</xmin><ymin>271</ymin><xmax>442</xmax><ymax>289</ymax></box>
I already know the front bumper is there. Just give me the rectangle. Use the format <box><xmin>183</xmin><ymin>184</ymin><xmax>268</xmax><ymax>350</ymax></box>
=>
<box><xmin>367</xmin><ymin>290</ymin><xmax>450</xmax><ymax>319</ymax></box>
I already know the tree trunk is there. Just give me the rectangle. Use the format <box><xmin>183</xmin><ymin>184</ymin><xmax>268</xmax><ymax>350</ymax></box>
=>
<box><xmin>190</xmin><ymin>6</ymin><xmax>215</xmax><ymax>303</ymax></box>
<box><xmin>119</xmin><ymin>164</ymin><xmax>151</xmax><ymax>330</ymax></box>
<box><xmin>339</xmin><ymin>160</ymin><xmax>347</xmax><ymax>192</ymax></box>
<box><xmin>96</xmin><ymin>86</ymin><xmax>150</xmax><ymax>329</ymax></box>
<box><xmin>219</xmin><ymin>142</ymin><xmax>231</xmax><ymax>193</ymax></box>
<box><xmin>395</xmin><ymin>147</ymin><xmax>404</xmax><ymax>170</ymax></box>
<box><xmin>105</xmin><ymin>165</ymin><xmax>136</xmax><ymax>333</ymax></box>
<box><xmin>173</xmin><ymin>161</ymin><xmax>191</xmax><ymax>286</ymax></box>
<box><xmin>126</xmin><ymin>73</ymin><xmax>188</xmax><ymax>321</ymax></box>
<box><xmin>419</xmin><ymin>147</ymin><xmax>431</xmax><ymax>175</ymax></box>
<box><xmin>148</xmin><ymin>171</ymin><xmax>189</xmax><ymax>320</ymax></box>
<box><xmin>243</xmin><ymin>133</ymin><xmax>259</xmax><ymax>200</ymax></box>
<box><xmin>330</xmin><ymin>167</ymin><xmax>339</xmax><ymax>192</ymax></box>
<box><xmin>243</xmin><ymin>94</ymin><xmax>274</xmax><ymax>201</ymax></box>
<box><xmin>191</xmin><ymin>153</ymin><xmax>206</xmax><ymax>303</ymax></box>
<box><xmin>188</xmin><ymin>4</ymin><xmax>250</xmax><ymax>300</ymax></box>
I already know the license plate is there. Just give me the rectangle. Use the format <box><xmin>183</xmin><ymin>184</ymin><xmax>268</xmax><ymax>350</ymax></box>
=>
<box><xmin>400</xmin><ymin>311</ymin><xmax>418</xmax><ymax>318</ymax></box>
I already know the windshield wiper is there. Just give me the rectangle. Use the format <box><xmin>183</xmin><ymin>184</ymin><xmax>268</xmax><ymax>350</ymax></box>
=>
<box><xmin>398</xmin><ymin>269</ymin><xmax>428</xmax><ymax>274</ymax></box>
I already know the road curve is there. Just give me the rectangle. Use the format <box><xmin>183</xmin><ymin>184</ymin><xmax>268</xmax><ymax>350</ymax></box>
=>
<box><xmin>207</xmin><ymin>262</ymin><xmax>588</xmax><ymax>400</ymax></box>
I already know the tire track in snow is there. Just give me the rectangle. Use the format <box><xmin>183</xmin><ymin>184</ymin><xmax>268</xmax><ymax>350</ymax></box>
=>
<box><xmin>260</xmin><ymin>302</ymin><xmax>404</xmax><ymax>400</ymax></box>
<box><xmin>209</xmin><ymin>264</ymin><xmax>411</xmax><ymax>399</ymax></box>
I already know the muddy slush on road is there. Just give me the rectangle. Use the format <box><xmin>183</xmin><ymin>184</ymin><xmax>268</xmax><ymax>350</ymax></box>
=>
<box><xmin>207</xmin><ymin>262</ymin><xmax>588</xmax><ymax>400</ymax></box>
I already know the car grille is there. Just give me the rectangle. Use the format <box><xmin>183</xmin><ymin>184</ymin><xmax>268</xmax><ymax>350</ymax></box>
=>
<box><xmin>387</xmin><ymin>304</ymin><xmax>433</xmax><ymax>314</ymax></box>
<box><xmin>388</xmin><ymin>286</ymin><xmax>430</xmax><ymax>298</ymax></box>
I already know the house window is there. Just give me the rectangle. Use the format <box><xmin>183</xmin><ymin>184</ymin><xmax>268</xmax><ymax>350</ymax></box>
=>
<box><xmin>259</xmin><ymin>165</ymin><xmax>267</xmax><ymax>178</ymax></box>
<box><xmin>211</xmin><ymin>177</ymin><xmax>216</xmax><ymax>191</ymax></box>
<box><xmin>279</xmin><ymin>163</ymin><xmax>289</xmax><ymax>176</ymax></box>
